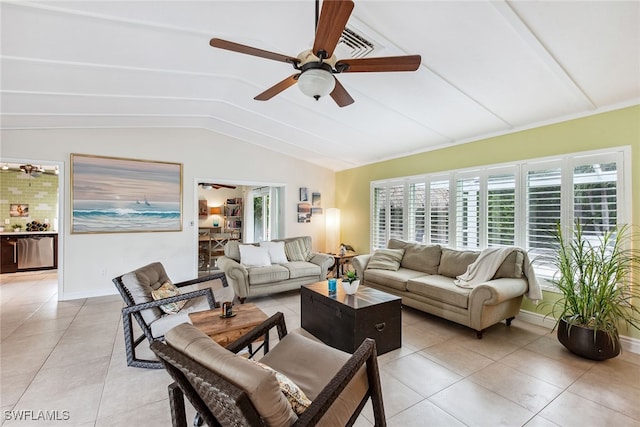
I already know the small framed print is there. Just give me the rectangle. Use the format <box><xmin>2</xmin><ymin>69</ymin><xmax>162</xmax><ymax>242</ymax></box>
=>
<box><xmin>299</xmin><ymin>187</ymin><xmax>309</xmax><ymax>202</ymax></box>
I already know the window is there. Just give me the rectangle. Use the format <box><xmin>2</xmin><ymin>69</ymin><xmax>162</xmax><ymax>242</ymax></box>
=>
<box><xmin>370</xmin><ymin>148</ymin><xmax>629</xmax><ymax>283</ymax></box>
<box><xmin>429</xmin><ymin>179</ymin><xmax>450</xmax><ymax>246</ymax></box>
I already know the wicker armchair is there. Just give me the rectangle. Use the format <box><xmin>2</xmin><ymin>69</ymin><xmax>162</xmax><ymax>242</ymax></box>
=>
<box><xmin>151</xmin><ymin>312</ymin><xmax>386</xmax><ymax>426</ymax></box>
<box><xmin>113</xmin><ymin>262</ymin><xmax>231</xmax><ymax>369</ymax></box>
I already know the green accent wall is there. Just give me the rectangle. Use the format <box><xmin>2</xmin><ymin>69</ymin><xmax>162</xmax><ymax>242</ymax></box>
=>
<box><xmin>0</xmin><ymin>171</ymin><xmax>59</xmax><ymax>230</ymax></box>
<box><xmin>335</xmin><ymin>105</ymin><xmax>640</xmax><ymax>338</ymax></box>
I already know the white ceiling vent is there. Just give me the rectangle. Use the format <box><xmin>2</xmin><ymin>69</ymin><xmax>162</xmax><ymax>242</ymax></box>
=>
<box><xmin>337</xmin><ymin>27</ymin><xmax>375</xmax><ymax>58</ymax></box>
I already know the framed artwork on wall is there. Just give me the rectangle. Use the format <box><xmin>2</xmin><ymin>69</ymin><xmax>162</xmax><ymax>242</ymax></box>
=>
<box><xmin>299</xmin><ymin>187</ymin><xmax>309</xmax><ymax>202</ymax></box>
<box><xmin>298</xmin><ymin>203</ymin><xmax>311</xmax><ymax>223</ymax></box>
<box><xmin>10</xmin><ymin>204</ymin><xmax>29</xmax><ymax>217</ymax></box>
<box><xmin>70</xmin><ymin>154</ymin><xmax>182</xmax><ymax>234</ymax></box>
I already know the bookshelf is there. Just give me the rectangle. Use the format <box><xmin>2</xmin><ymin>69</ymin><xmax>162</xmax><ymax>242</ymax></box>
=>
<box><xmin>224</xmin><ymin>197</ymin><xmax>243</xmax><ymax>240</ymax></box>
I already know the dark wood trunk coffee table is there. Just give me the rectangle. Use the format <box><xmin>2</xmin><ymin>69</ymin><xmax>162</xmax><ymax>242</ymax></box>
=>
<box><xmin>301</xmin><ymin>281</ymin><xmax>402</xmax><ymax>355</ymax></box>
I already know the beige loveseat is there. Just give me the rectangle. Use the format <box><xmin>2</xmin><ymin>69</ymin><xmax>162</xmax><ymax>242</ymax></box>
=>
<box><xmin>217</xmin><ymin>236</ymin><xmax>334</xmax><ymax>302</ymax></box>
<box><xmin>353</xmin><ymin>239</ymin><xmax>539</xmax><ymax>338</ymax></box>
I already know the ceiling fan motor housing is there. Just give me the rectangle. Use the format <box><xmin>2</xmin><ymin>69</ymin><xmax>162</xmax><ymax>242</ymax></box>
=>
<box><xmin>297</xmin><ymin>50</ymin><xmax>337</xmax><ymax>100</ymax></box>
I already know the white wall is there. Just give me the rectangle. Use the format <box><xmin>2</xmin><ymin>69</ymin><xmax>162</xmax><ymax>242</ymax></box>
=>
<box><xmin>1</xmin><ymin>128</ymin><xmax>335</xmax><ymax>299</ymax></box>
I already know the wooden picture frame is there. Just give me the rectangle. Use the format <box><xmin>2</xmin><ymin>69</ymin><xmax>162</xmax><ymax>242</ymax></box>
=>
<box><xmin>71</xmin><ymin>154</ymin><xmax>182</xmax><ymax>233</ymax></box>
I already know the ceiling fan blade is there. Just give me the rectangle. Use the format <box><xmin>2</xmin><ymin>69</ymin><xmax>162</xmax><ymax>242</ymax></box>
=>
<box><xmin>210</xmin><ymin>38</ymin><xmax>300</xmax><ymax>65</ymax></box>
<box><xmin>313</xmin><ymin>0</ymin><xmax>354</xmax><ymax>59</ymax></box>
<box><xmin>254</xmin><ymin>74</ymin><xmax>300</xmax><ymax>101</ymax></box>
<box><xmin>330</xmin><ymin>77</ymin><xmax>354</xmax><ymax>107</ymax></box>
<box><xmin>335</xmin><ymin>55</ymin><xmax>422</xmax><ymax>73</ymax></box>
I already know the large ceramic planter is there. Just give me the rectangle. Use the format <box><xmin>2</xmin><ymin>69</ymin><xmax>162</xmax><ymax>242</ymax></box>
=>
<box><xmin>557</xmin><ymin>318</ymin><xmax>620</xmax><ymax>361</ymax></box>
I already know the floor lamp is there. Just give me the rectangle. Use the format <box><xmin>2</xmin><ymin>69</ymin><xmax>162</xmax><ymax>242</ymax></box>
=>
<box><xmin>325</xmin><ymin>208</ymin><xmax>340</xmax><ymax>254</ymax></box>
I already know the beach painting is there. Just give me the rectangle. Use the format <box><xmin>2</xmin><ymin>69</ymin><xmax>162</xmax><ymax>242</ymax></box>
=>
<box><xmin>71</xmin><ymin>154</ymin><xmax>182</xmax><ymax>233</ymax></box>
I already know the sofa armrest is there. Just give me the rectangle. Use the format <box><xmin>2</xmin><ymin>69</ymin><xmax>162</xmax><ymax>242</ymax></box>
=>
<box><xmin>309</xmin><ymin>252</ymin><xmax>334</xmax><ymax>278</ymax></box>
<box><xmin>352</xmin><ymin>254</ymin><xmax>372</xmax><ymax>281</ymax></box>
<box><xmin>216</xmin><ymin>256</ymin><xmax>250</xmax><ymax>300</ymax></box>
<box><xmin>469</xmin><ymin>278</ymin><xmax>528</xmax><ymax>306</ymax></box>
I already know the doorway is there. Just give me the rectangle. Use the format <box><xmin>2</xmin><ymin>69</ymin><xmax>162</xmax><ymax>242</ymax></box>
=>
<box><xmin>0</xmin><ymin>157</ymin><xmax>64</xmax><ymax>298</ymax></box>
<box><xmin>195</xmin><ymin>180</ymin><xmax>285</xmax><ymax>274</ymax></box>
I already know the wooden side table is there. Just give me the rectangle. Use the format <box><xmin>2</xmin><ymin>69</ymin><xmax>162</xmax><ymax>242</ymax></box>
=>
<box><xmin>329</xmin><ymin>252</ymin><xmax>357</xmax><ymax>278</ymax></box>
<box><xmin>188</xmin><ymin>303</ymin><xmax>268</xmax><ymax>348</ymax></box>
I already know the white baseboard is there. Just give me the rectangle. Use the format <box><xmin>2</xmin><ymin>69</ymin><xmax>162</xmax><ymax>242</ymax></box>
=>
<box><xmin>59</xmin><ymin>288</ymin><xmax>118</xmax><ymax>301</ymax></box>
<box><xmin>518</xmin><ymin>309</ymin><xmax>640</xmax><ymax>355</ymax></box>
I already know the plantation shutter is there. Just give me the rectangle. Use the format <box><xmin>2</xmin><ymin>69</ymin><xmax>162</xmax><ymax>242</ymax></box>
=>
<box><xmin>526</xmin><ymin>165</ymin><xmax>562</xmax><ymax>270</ymax></box>
<box><xmin>388</xmin><ymin>184</ymin><xmax>405</xmax><ymax>241</ymax></box>
<box><xmin>429</xmin><ymin>179</ymin><xmax>450</xmax><ymax>245</ymax></box>
<box><xmin>455</xmin><ymin>175</ymin><xmax>480</xmax><ymax>249</ymax></box>
<box><xmin>408</xmin><ymin>182</ymin><xmax>426</xmax><ymax>243</ymax></box>
<box><xmin>371</xmin><ymin>186</ymin><xmax>387</xmax><ymax>250</ymax></box>
<box><xmin>487</xmin><ymin>173</ymin><xmax>516</xmax><ymax>247</ymax></box>
<box><xmin>573</xmin><ymin>160</ymin><xmax>617</xmax><ymax>238</ymax></box>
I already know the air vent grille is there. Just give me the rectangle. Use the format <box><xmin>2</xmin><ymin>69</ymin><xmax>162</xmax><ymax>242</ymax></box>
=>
<box><xmin>338</xmin><ymin>27</ymin><xmax>374</xmax><ymax>58</ymax></box>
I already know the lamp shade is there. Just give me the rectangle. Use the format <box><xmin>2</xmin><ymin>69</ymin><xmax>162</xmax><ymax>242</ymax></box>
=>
<box><xmin>325</xmin><ymin>208</ymin><xmax>340</xmax><ymax>254</ymax></box>
<box><xmin>298</xmin><ymin>69</ymin><xmax>336</xmax><ymax>100</ymax></box>
<box><xmin>209</xmin><ymin>206</ymin><xmax>222</xmax><ymax>215</ymax></box>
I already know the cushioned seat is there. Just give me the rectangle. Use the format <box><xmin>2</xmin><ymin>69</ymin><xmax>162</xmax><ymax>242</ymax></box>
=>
<box><xmin>284</xmin><ymin>261</ymin><xmax>321</xmax><ymax>279</ymax></box>
<box><xmin>150</xmin><ymin>312</ymin><xmax>386</xmax><ymax>426</ymax></box>
<box><xmin>406</xmin><ymin>275</ymin><xmax>470</xmax><ymax>309</ymax></box>
<box><xmin>364</xmin><ymin>267</ymin><xmax>427</xmax><ymax>291</ymax></box>
<box><xmin>248</xmin><ymin>264</ymin><xmax>290</xmax><ymax>285</ymax></box>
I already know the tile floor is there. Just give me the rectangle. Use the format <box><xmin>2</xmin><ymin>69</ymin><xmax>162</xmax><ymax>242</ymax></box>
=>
<box><xmin>1</xmin><ymin>271</ymin><xmax>639</xmax><ymax>426</ymax></box>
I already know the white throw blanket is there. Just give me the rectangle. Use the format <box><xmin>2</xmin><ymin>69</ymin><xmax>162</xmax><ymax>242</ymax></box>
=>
<box><xmin>455</xmin><ymin>247</ymin><xmax>543</xmax><ymax>303</ymax></box>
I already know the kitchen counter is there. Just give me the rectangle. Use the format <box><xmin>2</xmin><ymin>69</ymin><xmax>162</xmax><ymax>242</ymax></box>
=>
<box><xmin>0</xmin><ymin>231</ymin><xmax>58</xmax><ymax>236</ymax></box>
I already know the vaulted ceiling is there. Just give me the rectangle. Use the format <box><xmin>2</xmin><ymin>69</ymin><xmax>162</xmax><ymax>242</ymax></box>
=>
<box><xmin>2</xmin><ymin>1</ymin><xmax>639</xmax><ymax>171</ymax></box>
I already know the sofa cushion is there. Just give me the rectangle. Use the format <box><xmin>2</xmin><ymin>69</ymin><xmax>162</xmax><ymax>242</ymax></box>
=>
<box><xmin>493</xmin><ymin>250</ymin><xmax>524</xmax><ymax>279</ymax></box>
<box><xmin>285</xmin><ymin>261</ymin><xmax>321</xmax><ymax>279</ymax></box>
<box><xmin>260</xmin><ymin>331</ymin><xmax>368</xmax><ymax>427</ymax></box>
<box><xmin>120</xmin><ymin>262</ymin><xmax>170</xmax><ymax>324</ymax></box>
<box><xmin>407</xmin><ymin>275</ymin><xmax>471</xmax><ymax>309</ymax></box>
<box><xmin>283</xmin><ymin>237</ymin><xmax>313</xmax><ymax>262</ymax></box>
<box><xmin>438</xmin><ymin>248</ymin><xmax>480</xmax><ymax>278</ymax></box>
<box><xmin>366</xmin><ymin>248</ymin><xmax>405</xmax><ymax>271</ymax></box>
<box><xmin>388</xmin><ymin>239</ymin><xmax>441</xmax><ymax>274</ymax></box>
<box><xmin>165</xmin><ymin>323</ymin><xmax>297</xmax><ymax>427</ymax></box>
<box><xmin>260</xmin><ymin>241</ymin><xmax>289</xmax><ymax>264</ymax></box>
<box><xmin>240</xmin><ymin>244</ymin><xmax>272</xmax><ymax>267</ymax></box>
<box><xmin>364</xmin><ymin>267</ymin><xmax>426</xmax><ymax>291</ymax></box>
<box><xmin>149</xmin><ymin>295</ymin><xmax>211</xmax><ymax>338</ymax></box>
<box><xmin>248</xmin><ymin>265</ymin><xmax>290</xmax><ymax>285</ymax></box>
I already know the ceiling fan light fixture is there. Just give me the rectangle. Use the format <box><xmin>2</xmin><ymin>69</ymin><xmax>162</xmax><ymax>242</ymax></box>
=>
<box><xmin>298</xmin><ymin>68</ymin><xmax>335</xmax><ymax>100</ymax></box>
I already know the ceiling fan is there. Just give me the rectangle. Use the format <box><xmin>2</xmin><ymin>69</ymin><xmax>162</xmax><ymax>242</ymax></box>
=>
<box><xmin>209</xmin><ymin>0</ymin><xmax>421</xmax><ymax>107</ymax></box>
<box><xmin>199</xmin><ymin>183</ymin><xmax>238</xmax><ymax>190</ymax></box>
<box><xmin>1</xmin><ymin>163</ymin><xmax>58</xmax><ymax>177</ymax></box>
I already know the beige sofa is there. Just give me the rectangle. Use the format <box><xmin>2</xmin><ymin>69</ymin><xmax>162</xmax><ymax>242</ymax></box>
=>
<box><xmin>217</xmin><ymin>236</ymin><xmax>334</xmax><ymax>302</ymax></box>
<box><xmin>353</xmin><ymin>239</ymin><xmax>535</xmax><ymax>338</ymax></box>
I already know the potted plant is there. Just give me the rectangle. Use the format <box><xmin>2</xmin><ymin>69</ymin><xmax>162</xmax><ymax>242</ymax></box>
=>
<box><xmin>342</xmin><ymin>270</ymin><xmax>360</xmax><ymax>295</ymax></box>
<box><xmin>547</xmin><ymin>221</ymin><xmax>640</xmax><ymax>360</ymax></box>
<box><xmin>12</xmin><ymin>224</ymin><xmax>22</xmax><ymax>232</ymax></box>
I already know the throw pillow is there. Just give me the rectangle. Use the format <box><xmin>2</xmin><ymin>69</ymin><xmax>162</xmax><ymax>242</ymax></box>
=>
<box><xmin>366</xmin><ymin>248</ymin><xmax>405</xmax><ymax>271</ymax></box>
<box><xmin>284</xmin><ymin>238</ymin><xmax>312</xmax><ymax>262</ymax></box>
<box><xmin>151</xmin><ymin>281</ymin><xmax>186</xmax><ymax>315</ymax></box>
<box><xmin>259</xmin><ymin>241</ymin><xmax>289</xmax><ymax>264</ymax></box>
<box><xmin>246</xmin><ymin>358</ymin><xmax>312</xmax><ymax>415</ymax></box>
<box><xmin>239</xmin><ymin>244</ymin><xmax>271</xmax><ymax>267</ymax></box>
